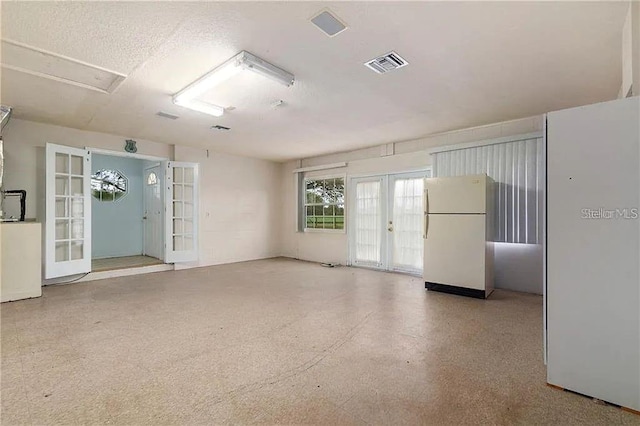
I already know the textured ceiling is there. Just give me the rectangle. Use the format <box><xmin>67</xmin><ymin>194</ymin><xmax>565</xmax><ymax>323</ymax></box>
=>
<box><xmin>0</xmin><ymin>1</ymin><xmax>629</xmax><ymax>161</ymax></box>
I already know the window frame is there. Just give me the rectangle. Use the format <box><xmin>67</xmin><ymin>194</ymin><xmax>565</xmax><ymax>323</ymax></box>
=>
<box><xmin>302</xmin><ymin>173</ymin><xmax>346</xmax><ymax>234</ymax></box>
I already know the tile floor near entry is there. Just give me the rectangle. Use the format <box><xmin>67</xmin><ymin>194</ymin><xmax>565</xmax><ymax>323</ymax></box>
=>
<box><xmin>1</xmin><ymin>258</ymin><xmax>637</xmax><ymax>425</ymax></box>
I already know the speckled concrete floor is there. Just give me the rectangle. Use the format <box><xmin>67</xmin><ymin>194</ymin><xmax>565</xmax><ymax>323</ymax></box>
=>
<box><xmin>1</xmin><ymin>258</ymin><xmax>637</xmax><ymax>425</ymax></box>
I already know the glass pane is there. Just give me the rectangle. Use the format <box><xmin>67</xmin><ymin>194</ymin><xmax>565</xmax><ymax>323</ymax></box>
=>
<box><xmin>336</xmin><ymin>204</ymin><xmax>345</xmax><ymax>230</ymax></box>
<box><xmin>70</xmin><ymin>198</ymin><xmax>84</xmax><ymax>218</ymax></box>
<box><xmin>173</xmin><ymin>184</ymin><xmax>183</xmax><ymax>200</ymax></box>
<box><xmin>173</xmin><ymin>236</ymin><xmax>183</xmax><ymax>251</ymax></box>
<box><xmin>183</xmin><ymin>236</ymin><xmax>193</xmax><ymax>250</ymax></box>
<box><xmin>335</xmin><ymin>178</ymin><xmax>345</xmax><ymax>204</ymax></box>
<box><xmin>355</xmin><ymin>181</ymin><xmax>382</xmax><ymax>263</ymax></box>
<box><xmin>147</xmin><ymin>172</ymin><xmax>158</xmax><ymax>185</ymax></box>
<box><xmin>173</xmin><ymin>219</ymin><xmax>183</xmax><ymax>234</ymax></box>
<box><xmin>306</xmin><ymin>180</ymin><xmax>319</xmax><ymax>204</ymax></box>
<box><xmin>173</xmin><ymin>167</ymin><xmax>183</xmax><ymax>184</ymax></box>
<box><xmin>306</xmin><ymin>206</ymin><xmax>313</xmax><ymax>217</ymax></box>
<box><xmin>56</xmin><ymin>153</ymin><xmax>69</xmax><ymax>174</ymax></box>
<box><xmin>184</xmin><ymin>167</ymin><xmax>194</xmax><ymax>184</ymax></box>
<box><xmin>55</xmin><ymin>220</ymin><xmax>69</xmax><ymax>240</ymax></box>
<box><xmin>71</xmin><ymin>220</ymin><xmax>84</xmax><ymax>239</ymax></box>
<box><xmin>324</xmin><ymin>179</ymin><xmax>336</xmax><ymax>203</ymax></box>
<box><xmin>55</xmin><ymin>198</ymin><xmax>68</xmax><ymax>218</ymax></box>
<box><xmin>70</xmin><ymin>241</ymin><xmax>83</xmax><ymax>260</ymax></box>
<box><xmin>92</xmin><ymin>169</ymin><xmax>127</xmax><ymax>202</ymax></box>
<box><xmin>70</xmin><ymin>155</ymin><xmax>83</xmax><ymax>175</ymax></box>
<box><xmin>70</xmin><ymin>177</ymin><xmax>83</xmax><ymax>196</ymax></box>
<box><xmin>55</xmin><ymin>242</ymin><xmax>69</xmax><ymax>262</ymax></box>
<box><xmin>173</xmin><ymin>202</ymin><xmax>183</xmax><ymax>217</ymax></box>
<box><xmin>55</xmin><ymin>176</ymin><xmax>69</xmax><ymax>196</ymax></box>
<box><xmin>323</xmin><ymin>205</ymin><xmax>335</xmax><ymax>217</ymax></box>
<box><xmin>314</xmin><ymin>205</ymin><xmax>323</xmax><ymax>216</ymax></box>
<box><xmin>183</xmin><ymin>219</ymin><xmax>193</xmax><ymax>234</ymax></box>
<box><xmin>184</xmin><ymin>186</ymin><xmax>193</xmax><ymax>202</ymax></box>
<box><xmin>306</xmin><ymin>216</ymin><xmax>316</xmax><ymax>228</ymax></box>
<box><xmin>184</xmin><ymin>202</ymin><xmax>193</xmax><ymax>218</ymax></box>
<box><xmin>335</xmin><ymin>218</ymin><xmax>344</xmax><ymax>230</ymax></box>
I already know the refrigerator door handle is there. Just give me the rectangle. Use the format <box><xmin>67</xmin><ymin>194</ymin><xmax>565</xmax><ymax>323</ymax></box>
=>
<box><xmin>423</xmin><ymin>189</ymin><xmax>429</xmax><ymax>239</ymax></box>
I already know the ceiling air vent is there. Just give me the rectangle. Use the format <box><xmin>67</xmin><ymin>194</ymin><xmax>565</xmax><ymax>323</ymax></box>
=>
<box><xmin>364</xmin><ymin>51</ymin><xmax>408</xmax><ymax>74</ymax></box>
<box><xmin>310</xmin><ymin>9</ymin><xmax>348</xmax><ymax>37</ymax></box>
<box><xmin>156</xmin><ymin>111</ymin><xmax>179</xmax><ymax>120</ymax></box>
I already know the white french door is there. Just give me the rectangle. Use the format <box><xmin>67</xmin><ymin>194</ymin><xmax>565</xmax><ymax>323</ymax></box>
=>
<box><xmin>350</xmin><ymin>176</ymin><xmax>386</xmax><ymax>268</ymax></box>
<box><xmin>388</xmin><ymin>173</ymin><xmax>426</xmax><ymax>274</ymax></box>
<box><xmin>45</xmin><ymin>143</ymin><xmax>91</xmax><ymax>279</ymax></box>
<box><xmin>349</xmin><ymin>170</ymin><xmax>430</xmax><ymax>274</ymax></box>
<box><xmin>164</xmin><ymin>161</ymin><xmax>199</xmax><ymax>263</ymax></box>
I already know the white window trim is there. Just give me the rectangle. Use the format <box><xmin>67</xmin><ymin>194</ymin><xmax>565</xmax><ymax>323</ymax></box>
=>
<box><xmin>302</xmin><ymin>173</ymin><xmax>347</xmax><ymax>234</ymax></box>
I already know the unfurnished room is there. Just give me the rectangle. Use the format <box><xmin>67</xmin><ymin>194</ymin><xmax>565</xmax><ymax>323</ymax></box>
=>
<box><xmin>0</xmin><ymin>1</ymin><xmax>639</xmax><ymax>425</ymax></box>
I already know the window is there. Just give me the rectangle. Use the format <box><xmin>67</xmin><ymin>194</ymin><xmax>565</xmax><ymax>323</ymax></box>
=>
<box><xmin>91</xmin><ymin>169</ymin><xmax>128</xmax><ymax>201</ymax></box>
<box><xmin>304</xmin><ymin>177</ymin><xmax>345</xmax><ymax>230</ymax></box>
<box><xmin>147</xmin><ymin>172</ymin><xmax>158</xmax><ymax>185</ymax></box>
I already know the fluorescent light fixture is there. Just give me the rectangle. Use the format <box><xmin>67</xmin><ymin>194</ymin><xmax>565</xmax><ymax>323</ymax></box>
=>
<box><xmin>174</xmin><ymin>98</ymin><xmax>225</xmax><ymax>117</ymax></box>
<box><xmin>173</xmin><ymin>51</ymin><xmax>294</xmax><ymax>117</ymax></box>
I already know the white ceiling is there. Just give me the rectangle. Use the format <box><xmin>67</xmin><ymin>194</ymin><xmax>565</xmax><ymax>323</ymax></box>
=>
<box><xmin>0</xmin><ymin>1</ymin><xmax>629</xmax><ymax>161</ymax></box>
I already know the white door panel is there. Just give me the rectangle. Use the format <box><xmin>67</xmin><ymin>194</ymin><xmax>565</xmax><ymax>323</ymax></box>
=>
<box><xmin>143</xmin><ymin>165</ymin><xmax>163</xmax><ymax>260</ymax></box>
<box><xmin>426</xmin><ymin>175</ymin><xmax>487</xmax><ymax>214</ymax></box>
<box><xmin>350</xmin><ymin>177</ymin><xmax>385</xmax><ymax>268</ymax></box>
<box><xmin>389</xmin><ymin>174</ymin><xmax>425</xmax><ymax>273</ymax></box>
<box><xmin>164</xmin><ymin>161</ymin><xmax>199</xmax><ymax>263</ymax></box>
<box><xmin>423</xmin><ymin>214</ymin><xmax>486</xmax><ymax>289</ymax></box>
<box><xmin>45</xmin><ymin>143</ymin><xmax>91</xmax><ymax>279</ymax></box>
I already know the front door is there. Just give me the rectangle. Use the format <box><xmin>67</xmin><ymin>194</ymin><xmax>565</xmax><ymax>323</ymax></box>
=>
<box><xmin>143</xmin><ymin>165</ymin><xmax>163</xmax><ymax>260</ymax></box>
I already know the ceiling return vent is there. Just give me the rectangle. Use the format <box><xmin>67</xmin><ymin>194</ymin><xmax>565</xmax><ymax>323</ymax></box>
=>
<box><xmin>156</xmin><ymin>111</ymin><xmax>179</xmax><ymax>120</ymax></box>
<box><xmin>364</xmin><ymin>51</ymin><xmax>409</xmax><ymax>74</ymax></box>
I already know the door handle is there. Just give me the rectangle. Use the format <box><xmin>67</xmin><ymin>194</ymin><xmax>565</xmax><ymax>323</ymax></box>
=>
<box><xmin>143</xmin><ymin>216</ymin><xmax>148</xmax><ymax>220</ymax></box>
<box><xmin>423</xmin><ymin>189</ymin><xmax>429</xmax><ymax>239</ymax></box>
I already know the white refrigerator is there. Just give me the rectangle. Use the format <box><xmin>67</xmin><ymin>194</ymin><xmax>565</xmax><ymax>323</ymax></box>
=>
<box><xmin>546</xmin><ymin>96</ymin><xmax>640</xmax><ymax>412</ymax></box>
<box><xmin>423</xmin><ymin>174</ymin><xmax>494</xmax><ymax>299</ymax></box>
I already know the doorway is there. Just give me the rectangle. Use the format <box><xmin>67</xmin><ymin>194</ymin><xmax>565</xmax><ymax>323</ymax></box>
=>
<box><xmin>90</xmin><ymin>154</ymin><xmax>163</xmax><ymax>271</ymax></box>
<box><xmin>349</xmin><ymin>170</ymin><xmax>430</xmax><ymax>274</ymax></box>
<box><xmin>45</xmin><ymin>143</ymin><xmax>200</xmax><ymax>280</ymax></box>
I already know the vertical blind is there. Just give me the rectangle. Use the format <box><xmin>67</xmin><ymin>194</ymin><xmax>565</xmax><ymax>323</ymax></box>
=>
<box><xmin>354</xmin><ymin>180</ymin><xmax>382</xmax><ymax>264</ymax></box>
<box><xmin>433</xmin><ymin>136</ymin><xmax>544</xmax><ymax>244</ymax></box>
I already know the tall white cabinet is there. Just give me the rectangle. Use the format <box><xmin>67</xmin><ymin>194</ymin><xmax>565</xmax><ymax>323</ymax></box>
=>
<box><xmin>546</xmin><ymin>96</ymin><xmax>640</xmax><ymax>412</ymax></box>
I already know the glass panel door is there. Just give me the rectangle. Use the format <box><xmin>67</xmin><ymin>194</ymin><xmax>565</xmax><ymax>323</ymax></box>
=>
<box><xmin>164</xmin><ymin>161</ymin><xmax>199</xmax><ymax>263</ymax></box>
<box><xmin>350</xmin><ymin>176</ymin><xmax>386</xmax><ymax>269</ymax></box>
<box><xmin>348</xmin><ymin>170</ymin><xmax>431</xmax><ymax>274</ymax></box>
<box><xmin>388</xmin><ymin>172</ymin><xmax>429</xmax><ymax>274</ymax></box>
<box><xmin>46</xmin><ymin>144</ymin><xmax>91</xmax><ymax>279</ymax></box>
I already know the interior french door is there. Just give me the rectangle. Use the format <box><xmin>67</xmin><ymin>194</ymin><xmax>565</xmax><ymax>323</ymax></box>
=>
<box><xmin>45</xmin><ymin>143</ymin><xmax>91</xmax><ymax>279</ymax></box>
<box><xmin>164</xmin><ymin>161</ymin><xmax>199</xmax><ymax>263</ymax></box>
<box><xmin>349</xmin><ymin>170</ymin><xmax>430</xmax><ymax>274</ymax></box>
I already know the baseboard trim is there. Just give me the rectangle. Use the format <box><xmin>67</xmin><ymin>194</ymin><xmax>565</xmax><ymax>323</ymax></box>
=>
<box><xmin>425</xmin><ymin>281</ymin><xmax>486</xmax><ymax>299</ymax></box>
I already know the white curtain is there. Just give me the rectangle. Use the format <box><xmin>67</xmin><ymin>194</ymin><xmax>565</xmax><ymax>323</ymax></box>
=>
<box><xmin>392</xmin><ymin>178</ymin><xmax>424</xmax><ymax>271</ymax></box>
<box><xmin>354</xmin><ymin>181</ymin><xmax>381</xmax><ymax>264</ymax></box>
<box><xmin>433</xmin><ymin>137</ymin><xmax>543</xmax><ymax>244</ymax></box>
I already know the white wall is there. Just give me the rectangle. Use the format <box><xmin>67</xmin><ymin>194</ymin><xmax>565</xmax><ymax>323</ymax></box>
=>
<box><xmin>2</xmin><ymin>119</ymin><xmax>281</xmax><ymax>273</ymax></box>
<box><xmin>280</xmin><ymin>115</ymin><xmax>545</xmax><ymax>294</ymax></box>
<box><xmin>174</xmin><ymin>145</ymin><xmax>281</xmax><ymax>269</ymax></box>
